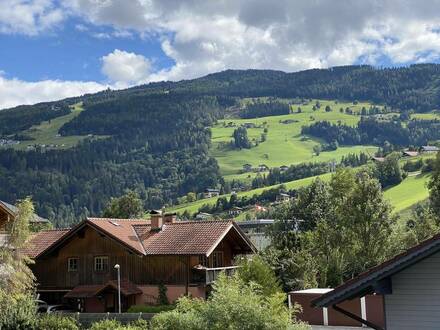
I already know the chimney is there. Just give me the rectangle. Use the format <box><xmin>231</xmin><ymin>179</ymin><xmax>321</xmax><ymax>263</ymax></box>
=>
<box><xmin>163</xmin><ymin>212</ymin><xmax>177</xmax><ymax>224</ymax></box>
<box><xmin>150</xmin><ymin>210</ymin><xmax>163</xmax><ymax>230</ymax></box>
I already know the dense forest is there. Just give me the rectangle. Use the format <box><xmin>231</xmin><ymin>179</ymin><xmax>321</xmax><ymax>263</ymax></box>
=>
<box><xmin>0</xmin><ymin>95</ymin><xmax>222</xmax><ymax>227</ymax></box>
<box><xmin>239</xmin><ymin>100</ymin><xmax>291</xmax><ymax>119</ymax></box>
<box><xmin>3</xmin><ymin>64</ymin><xmax>440</xmax><ymax>225</ymax></box>
<box><xmin>302</xmin><ymin>117</ymin><xmax>440</xmax><ymax>147</ymax></box>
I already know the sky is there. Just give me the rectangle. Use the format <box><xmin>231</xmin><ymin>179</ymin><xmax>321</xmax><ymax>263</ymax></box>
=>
<box><xmin>2</xmin><ymin>0</ymin><xmax>440</xmax><ymax>109</ymax></box>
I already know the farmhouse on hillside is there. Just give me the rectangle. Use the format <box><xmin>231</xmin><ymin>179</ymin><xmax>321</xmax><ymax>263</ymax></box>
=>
<box><xmin>421</xmin><ymin>145</ymin><xmax>440</xmax><ymax>153</ymax></box>
<box><xmin>312</xmin><ymin>232</ymin><xmax>440</xmax><ymax>330</ymax></box>
<box><xmin>26</xmin><ymin>212</ymin><xmax>255</xmax><ymax>312</ymax></box>
<box><xmin>203</xmin><ymin>188</ymin><xmax>220</xmax><ymax>199</ymax></box>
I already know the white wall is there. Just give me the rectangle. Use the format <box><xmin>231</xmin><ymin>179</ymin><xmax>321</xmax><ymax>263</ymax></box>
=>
<box><xmin>385</xmin><ymin>251</ymin><xmax>440</xmax><ymax>330</ymax></box>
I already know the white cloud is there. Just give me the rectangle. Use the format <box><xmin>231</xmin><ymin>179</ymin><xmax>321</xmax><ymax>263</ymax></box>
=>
<box><xmin>0</xmin><ymin>0</ymin><xmax>64</xmax><ymax>35</ymax></box>
<box><xmin>63</xmin><ymin>0</ymin><xmax>440</xmax><ymax>83</ymax></box>
<box><xmin>101</xmin><ymin>49</ymin><xmax>152</xmax><ymax>85</ymax></box>
<box><xmin>0</xmin><ymin>74</ymin><xmax>107</xmax><ymax>109</ymax></box>
<box><xmin>6</xmin><ymin>1</ymin><xmax>440</xmax><ymax>108</ymax></box>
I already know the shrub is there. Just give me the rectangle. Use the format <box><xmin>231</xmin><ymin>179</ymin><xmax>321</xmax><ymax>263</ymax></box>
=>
<box><xmin>157</xmin><ymin>283</ymin><xmax>169</xmax><ymax>305</ymax></box>
<box><xmin>150</xmin><ymin>308</ymin><xmax>206</xmax><ymax>330</ymax></box>
<box><xmin>150</xmin><ymin>273</ymin><xmax>309</xmax><ymax>330</ymax></box>
<box><xmin>236</xmin><ymin>255</ymin><xmax>282</xmax><ymax>296</ymax></box>
<box><xmin>36</xmin><ymin>314</ymin><xmax>79</xmax><ymax>330</ymax></box>
<box><xmin>127</xmin><ymin>305</ymin><xmax>175</xmax><ymax>313</ymax></box>
<box><xmin>0</xmin><ymin>292</ymin><xmax>36</xmax><ymax>330</ymax></box>
<box><xmin>128</xmin><ymin>319</ymin><xmax>150</xmax><ymax>329</ymax></box>
<box><xmin>89</xmin><ymin>319</ymin><xmax>123</xmax><ymax>330</ymax></box>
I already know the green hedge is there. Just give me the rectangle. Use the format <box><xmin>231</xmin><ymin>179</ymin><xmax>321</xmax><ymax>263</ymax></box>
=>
<box><xmin>127</xmin><ymin>305</ymin><xmax>175</xmax><ymax>313</ymax></box>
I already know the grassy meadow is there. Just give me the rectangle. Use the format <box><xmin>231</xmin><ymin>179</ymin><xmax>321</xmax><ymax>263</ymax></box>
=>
<box><xmin>210</xmin><ymin>99</ymin><xmax>378</xmax><ymax>179</ymax></box>
<box><xmin>384</xmin><ymin>173</ymin><xmax>430</xmax><ymax>213</ymax></box>
<box><xmin>10</xmin><ymin>103</ymin><xmax>107</xmax><ymax>151</ymax></box>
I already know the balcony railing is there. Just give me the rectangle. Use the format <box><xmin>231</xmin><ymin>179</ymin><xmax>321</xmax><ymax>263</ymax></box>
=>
<box><xmin>192</xmin><ymin>265</ymin><xmax>240</xmax><ymax>285</ymax></box>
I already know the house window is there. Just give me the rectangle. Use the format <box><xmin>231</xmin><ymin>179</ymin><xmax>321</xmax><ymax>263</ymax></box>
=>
<box><xmin>68</xmin><ymin>258</ymin><xmax>78</xmax><ymax>272</ymax></box>
<box><xmin>94</xmin><ymin>256</ymin><xmax>109</xmax><ymax>272</ymax></box>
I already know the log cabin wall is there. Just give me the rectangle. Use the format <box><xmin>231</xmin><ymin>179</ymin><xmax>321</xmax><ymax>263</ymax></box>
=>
<box><xmin>0</xmin><ymin>208</ymin><xmax>12</xmax><ymax>232</ymax></box>
<box><xmin>32</xmin><ymin>226</ymin><xmax>236</xmax><ymax>289</ymax></box>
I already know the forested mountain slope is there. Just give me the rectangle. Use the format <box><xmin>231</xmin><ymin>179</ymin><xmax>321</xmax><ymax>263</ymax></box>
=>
<box><xmin>2</xmin><ymin>64</ymin><xmax>440</xmax><ymax>226</ymax></box>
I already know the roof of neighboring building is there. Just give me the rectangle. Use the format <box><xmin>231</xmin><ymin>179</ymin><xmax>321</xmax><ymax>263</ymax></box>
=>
<box><xmin>422</xmin><ymin>145</ymin><xmax>440</xmax><ymax>151</ymax></box>
<box><xmin>291</xmin><ymin>288</ymin><xmax>333</xmax><ymax>294</ymax></box>
<box><xmin>237</xmin><ymin>219</ymin><xmax>275</xmax><ymax>228</ymax></box>
<box><xmin>312</xmin><ymin>231</ymin><xmax>440</xmax><ymax>308</ymax></box>
<box><xmin>0</xmin><ymin>200</ymin><xmax>49</xmax><ymax>224</ymax></box>
<box><xmin>28</xmin><ymin>218</ymin><xmax>255</xmax><ymax>259</ymax></box>
<box><xmin>403</xmin><ymin>150</ymin><xmax>419</xmax><ymax>157</ymax></box>
<box><xmin>24</xmin><ymin>229</ymin><xmax>70</xmax><ymax>258</ymax></box>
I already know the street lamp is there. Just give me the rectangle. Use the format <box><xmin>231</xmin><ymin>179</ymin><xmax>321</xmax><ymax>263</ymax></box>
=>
<box><xmin>114</xmin><ymin>264</ymin><xmax>121</xmax><ymax>314</ymax></box>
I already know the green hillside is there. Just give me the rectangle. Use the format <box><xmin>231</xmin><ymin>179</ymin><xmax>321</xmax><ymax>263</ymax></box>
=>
<box><xmin>384</xmin><ymin>173</ymin><xmax>430</xmax><ymax>213</ymax></box>
<box><xmin>171</xmin><ymin>171</ymin><xmax>431</xmax><ymax>217</ymax></box>
<box><xmin>7</xmin><ymin>103</ymin><xmax>107</xmax><ymax>151</ymax></box>
<box><xmin>170</xmin><ymin>173</ymin><xmax>332</xmax><ymax>215</ymax></box>
<box><xmin>211</xmin><ymin>99</ymin><xmax>378</xmax><ymax>179</ymax></box>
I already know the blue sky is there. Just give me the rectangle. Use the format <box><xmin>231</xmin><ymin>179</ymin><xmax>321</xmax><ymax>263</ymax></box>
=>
<box><xmin>0</xmin><ymin>19</ymin><xmax>173</xmax><ymax>82</ymax></box>
<box><xmin>1</xmin><ymin>0</ymin><xmax>440</xmax><ymax>109</ymax></box>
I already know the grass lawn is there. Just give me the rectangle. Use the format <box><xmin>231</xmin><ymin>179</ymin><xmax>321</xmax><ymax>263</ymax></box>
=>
<box><xmin>384</xmin><ymin>173</ymin><xmax>431</xmax><ymax>213</ymax></box>
<box><xmin>10</xmin><ymin>103</ymin><xmax>108</xmax><ymax>151</ymax></box>
<box><xmin>211</xmin><ymin>99</ymin><xmax>378</xmax><ymax>177</ymax></box>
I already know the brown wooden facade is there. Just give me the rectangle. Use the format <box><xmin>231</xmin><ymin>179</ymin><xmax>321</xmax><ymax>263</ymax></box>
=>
<box><xmin>32</xmin><ymin>223</ymin><xmax>246</xmax><ymax>310</ymax></box>
<box><xmin>0</xmin><ymin>206</ymin><xmax>13</xmax><ymax>232</ymax></box>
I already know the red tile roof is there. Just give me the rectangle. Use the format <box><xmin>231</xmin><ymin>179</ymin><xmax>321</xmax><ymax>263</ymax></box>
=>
<box><xmin>87</xmin><ymin>218</ymin><xmax>149</xmax><ymax>255</ymax></box>
<box><xmin>134</xmin><ymin>220</ymin><xmax>235</xmax><ymax>255</ymax></box>
<box><xmin>28</xmin><ymin>218</ymin><xmax>255</xmax><ymax>259</ymax></box>
<box><xmin>25</xmin><ymin>229</ymin><xmax>70</xmax><ymax>258</ymax></box>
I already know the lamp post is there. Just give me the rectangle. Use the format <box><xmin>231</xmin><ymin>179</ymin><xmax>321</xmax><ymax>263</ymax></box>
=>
<box><xmin>114</xmin><ymin>264</ymin><xmax>121</xmax><ymax>313</ymax></box>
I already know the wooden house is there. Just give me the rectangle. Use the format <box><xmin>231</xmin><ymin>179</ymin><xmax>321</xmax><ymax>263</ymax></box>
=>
<box><xmin>26</xmin><ymin>213</ymin><xmax>255</xmax><ymax>312</ymax></box>
<box><xmin>421</xmin><ymin>145</ymin><xmax>440</xmax><ymax>153</ymax></box>
<box><xmin>242</xmin><ymin>164</ymin><xmax>253</xmax><ymax>172</ymax></box>
<box><xmin>0</xmin><ymin>200</ymin><xmax>49</xmax><ymax>233</ymax></box>
<box><xmin>203</xmin><ymin>188</ymin><xmax>220</xmax><ymax>199</ymax></box>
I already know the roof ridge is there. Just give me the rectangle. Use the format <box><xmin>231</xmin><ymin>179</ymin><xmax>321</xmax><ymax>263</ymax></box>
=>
<box><xmin>168</xmin><ymin>220</ymin><xmax>234</xmax><ymax>225</ymax></box>
<box><xmin>38</xmin><ymin>228</ymin><xmax>71</xmax><ymax>232</ymax></box>
<box><xmin>88</xmin><ymin>217</ymin><xmax>150</xmax><ymax>221</ymax></box>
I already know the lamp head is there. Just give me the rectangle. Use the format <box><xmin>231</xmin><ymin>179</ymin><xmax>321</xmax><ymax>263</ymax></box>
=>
<box><xmin>114</xmin><ymin>264</ymin><xmax>120</xmax><ymax>269</ymax></box>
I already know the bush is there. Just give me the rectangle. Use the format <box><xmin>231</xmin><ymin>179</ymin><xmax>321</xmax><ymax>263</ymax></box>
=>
<box><xmin>0</xmin><ymin>292</ymin><xmax>36</xmax><ymax>330</ymax></box>
<box><xmin>89</xmin><ymin>318</ymin><xmax>151</xmax><ymax>330</ymax></box>
<box><xmin>127</xmin><ymin>305</ymin><xmax>175</xmax><ymax>313</ymax></box>
<box><xmin>150</xmin><ymin>273</ymin><xmax>309</xmax><ymax>330</ymax></box>
<box><xmin>150</xmin><ymin>309</ymin><xmax>206</xmax><ymax>330</ymax></box>
<box><xmin>89</xmin><ymin>319</ymin><xmax>123</xmax><ymax>330</ymax></box>
<box><xmin>157</xmin><ymin>283</ymin><xmax>169</xmax><ymax>305</ymax></box>
<box><xmin>236</xmin><ymin>255</ymin><xmax>282</xmax><ymax>296</ymax></box>
<box><xmin>36</xmin><ymin>314</ymin><xmax>79</xmax><ymax>330</ymax></box>
<box><xmin>128</xmin><ymin>319</ymin><xmax>150</xmax><ymax>329</ymax></box>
